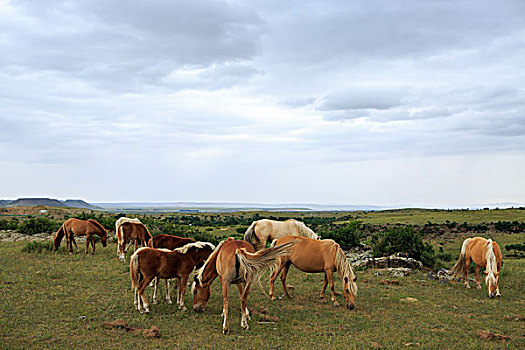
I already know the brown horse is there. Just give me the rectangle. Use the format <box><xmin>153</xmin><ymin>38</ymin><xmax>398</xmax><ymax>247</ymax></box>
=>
<box><xmin>117</xmin><ymin>222</ymin><xmax>152</xmax><ymax>260</ymax></box>
<box><xmin>244</xmin><ymin>219</ymin><xmax>319</xmax><ymax>250</ymax></box>
<box><xmin>192</xmin><ymin>237</ymin><xmax>296</xmax><ymax>334</ymax></box>
<box><xmin>147</xmin><ymin>234</ymin><xmax>197</xmax><ymax>304</ymax></box>
<box><xmin>130</xmin><ymin>242</ymin><xmax>215</xmax><ymax>313</ymax></box>
<box><xmin>53</xmin><ymin>218</ymin><xmax>107</xmax><ymax>254</ymax></box>
<box><xmin>452</xmin><ymin>237</ymin><xmax>502</xmax><ymax>298</ymax></box>
<box><xmin>269</xmin><ymin>236</ymin><xmax>358</xmax><ymax>310</ymax></box>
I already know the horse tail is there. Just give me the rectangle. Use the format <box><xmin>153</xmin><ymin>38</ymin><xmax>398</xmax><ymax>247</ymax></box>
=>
<box><xmin>130</xmin><ymin>250</ymin><xmax>141</xmax><ymax>290</ymax></box>
<box><xmin>235</xmin><ymin>240</ymin><xmax>296</xmax><ymax>292</ymax></box>
<box><xmin>452</xmin><ymin>238</ymin><xmax>470</xmax><ymax>278</ymax></box>
<box><xmin>53</xmin><ymin>224</ymin><xmax>66</xmax><ymax>250</ymax></box>
<box><xmin>332</xmin><ymin>242</ymin><xmax>358</xmax><ymax>296</ymax></box>
<box><xmin>244</xmin><ymin>221</ymin><xmax>257</xmax><ymax>245</ymax></box>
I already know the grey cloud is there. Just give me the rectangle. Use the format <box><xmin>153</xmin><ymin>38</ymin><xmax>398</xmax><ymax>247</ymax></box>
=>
<box><xmin>319</xmin><ymin>88</ymin><xmax>404</xmax><ymax>111</ymax></box>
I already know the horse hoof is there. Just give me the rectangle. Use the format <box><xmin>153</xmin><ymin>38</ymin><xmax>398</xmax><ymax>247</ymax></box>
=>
<box><xmin>152</xmin><ymin>300</ymin><xmax>158</xmax><ymax>305</ymax></box>
<box><xmin>166</xmin><ymin>300</ymin><xmax>173</xmax><ymax>305</ymax></box>
<box><xmin>333</xmin><ymin>303</ymin><xmax>341</xmax><ymax>308</ymax></box>
<box><xmin>476</xmin><ymin>285</ymin><xmax>482</xmax><ymax>289</ymax></box>
<box><xmin>465</xmin><ymin>284</ymin><xmax>471</xmax><ymax>289</ymax></box>
<box><xmin>223</xmin><ymin>329</ymin><xmax>229</xmax><ymax>335</ymax></box>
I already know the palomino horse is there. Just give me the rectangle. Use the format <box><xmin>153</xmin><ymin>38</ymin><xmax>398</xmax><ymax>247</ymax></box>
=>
<box><xmin>117</xmin><ymin>222</ymin><xmax>152</xmax><ymax>260</ymax></box>
<box><xmin>130</xmin><ymin>241</ymin><xmax>215</xmax><ymax>313</ymax></box>
<box><xmin>244</xmin><ymin>219</ymin><xmax>319</xmax><ymax>250</ymax></box>
<box><xmin>53</xmin><ymin>218</ymin><xmax>107</xmax><ymax>254</ymax></box>
<box><xmin>148</xmin><ymin>234</ymin><xmax>197</xmax><ymax>304</ymax></box>
<box><xmin>115</xmin><ymin>217</ymin><xmax>141</xmax><ymax>253</ymax></box>
<box><xmin>269</xmin><ymin>236</ymin><xmax>358</xmax><ymax>309</ymax></box>
<box><xmin>192</xmin><ymin>237</ymin><xmax>296</xmax><ymax>334</ymax></box>
<box><xmin>452</xmin><ymin>237</ymin><xmax>502</xmax><ymax>298</ymax></box>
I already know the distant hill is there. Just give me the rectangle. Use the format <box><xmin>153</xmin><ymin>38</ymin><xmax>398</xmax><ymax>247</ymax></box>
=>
<box><xmin>62</xmin><ymin>199</ymin><xmax>102</xmax><ymax>210</ymax></box>
<box><xmin>0</xmin><ymin>198</ymin><xmax>101</xmax><ymax>210</ymax></box>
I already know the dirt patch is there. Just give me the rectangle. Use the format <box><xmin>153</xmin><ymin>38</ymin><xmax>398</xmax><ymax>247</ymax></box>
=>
<box><xmin>103</xmin><ymin>319</ymin><xmax>161</xmax><ymax>338</ymax></box>
<box><xmin>477</xmin><ymin>330</ymin><xmax>510</xmax><ymax>342</ymax></box>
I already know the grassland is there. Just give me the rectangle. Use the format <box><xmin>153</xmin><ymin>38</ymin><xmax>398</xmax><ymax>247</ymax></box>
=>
<box><xmin>1</xmin><ymin>209</ymin><xmax>524</xmax><ymax>349</ymax></box>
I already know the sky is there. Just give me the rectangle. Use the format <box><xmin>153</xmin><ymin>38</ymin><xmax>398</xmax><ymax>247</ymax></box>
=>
<box><xmin>1</xmin><ymin>0</ymin><xmax>524</xmax><ymax>207</ymax></box>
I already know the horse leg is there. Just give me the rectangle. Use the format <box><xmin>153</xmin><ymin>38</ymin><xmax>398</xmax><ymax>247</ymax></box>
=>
<box><xmin>220</xmin><ymin>278</ymin><xmax>230</xmax><ymax>335</ymax></box>
<box><xmin>72</xmin><ymin>237</ymin><xmax>79</xmax><ymax>253</ymax></box>
<box><xmin>66</xmin><ymin>234</ymin><xmax>72</xmax><ymax>254</ymax></box>
<box><xmin>475</xmin><ymin>265</ymin><xmax>481</xmax><ymax>289</ymax></box>
<box><xmin>280</xmin><ymin>262</ymin><xmax>293</xmax><ymax>299</ymax></box>
<box><xmin>134</xmin><ymin>288</ymin><xmax>140</xmax><ymax>311</ymax></box>
<box><xmin>152</xmin><ymin>278</ymin><xmax>159</xmax><ymax>304</ymax></box>
<box><xmin>464</xmin><ymin>257</ymin><xmax>471</xmax><ymax>288</ymax></box>
<box><xmin>320</xmin><ymin>273</ymin><xmax>328</xmax><ymax>301</ymax></box>
<box><xmin>237</xmin><ymin>282</ymin><xmax>251</xmax><ymax>330</ymax></box>
<box><xmin>326</xmin><ymin>269</ymin><xmax>340</xmax><ymax>307</ymax></box>
<box><xmin>496</xmin><ymin>276</ymin><xmax>501</xmax><ymax>297</ymax></box>
<box><xmin>125</xmin><ymin>240</ymin><xmax>132</xmax><ymax>253</ymax></box>
<box><xmin>134</xmin><ymin>239</ymin><xmax>139</xmax><ymax>252</ymax></box>
<box><xmin>178</xmin><ymin>275</ymin><xmax>188</xmax><ymax>312</ymax></box>
<box><xmin>269</xmin><ymin>260</ymin><xmax>285</xmax><ymax>301</ymax></box>
<box><xmin>91</xmin><ymin>238</ymin><xmax>96</xmax><ymax>255</ymax></box>
<box><xmin>137</xmin><ymin>276</ymin><xmax>155</xmax><ymax>314</ymax></box>
<box><xmin>166</xmin><ymin>278</ymin><xmax>174</xmax><ymax>305</ymax></box>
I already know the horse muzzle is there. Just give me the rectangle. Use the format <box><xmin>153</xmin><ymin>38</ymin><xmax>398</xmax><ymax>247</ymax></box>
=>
<box><xmin>193</xmin><ymin>305</ymin><xmax>204</xmax><ymax>313</ymax></box>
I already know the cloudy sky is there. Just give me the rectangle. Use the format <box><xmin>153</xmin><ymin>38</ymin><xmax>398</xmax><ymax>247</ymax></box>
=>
<box><xmin>1</xmin><ymin>0</ymin><xmax>524</xmax><ymax>207</ymax></box>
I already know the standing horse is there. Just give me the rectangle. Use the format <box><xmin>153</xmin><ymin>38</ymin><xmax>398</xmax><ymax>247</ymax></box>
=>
<box><xmin>147</xmin><ymin>234</ymin><xmax>197</xmax><ymax>304</ymax></box>
<box><xmin>269</xmin><ymin>236</ymin><xmax>358</xmax><ymax>309</ymax></box>
<box><xmin>130</xmin><ymin>241</ymin><xmax>215</xmax><ymax>313</ymax></box>
<box><xmin>244</xmin><ymin>219</ymin><xmax>319</xmax><ymax>250</ymax></box>
<box><xmin>192</xmin><ymin>237</ymin><xmax>296</xmax><ymax>334</ymax></box>
<box><xmin>452</xmin><ymin>237</ymin><xmax>502</xmax><ymax>298</ymax></box>
<box><xmin>53</xmin><ymin>218</ymin><xmax>107</xmax><ymax>254</ymax></box>
<box><xmin>115</xmin><ymin>217</ymin><xmax>141</xmax><ymax>253</ymax></box>
<box><xmin>117</xmin><ymin>222</ymin><xmax>152</xmax><ymax>260</ymax></box>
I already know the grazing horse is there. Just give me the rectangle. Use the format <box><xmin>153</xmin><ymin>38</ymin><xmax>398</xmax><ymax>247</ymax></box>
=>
<box><xmin>244</xmin><ymin>219</ymin><xmax>319</xmax><ymax>250</ymax></box>
<box><xmin>53</xmin><ymin>218</ymin><xmax>107</xmax><ymax>254</ymax></box>
<box><xmin>130</xmin><ymin>241</ymin><xmax>215</xmax><ymax>313</ymax></box>
<box><xmin>147</xmin><ymin>234</ymin><xmax>197</xmax><ymax>304</ymax></box>
<box><xmin>192</xmin><ymin>237</ymin><xmax>296</xmax><ymax>334</ymax></box>
<box><xmin>452</xmin><ymin>237</ymin><xmax>502</xmax><ymax>298</ymax></box>
<box><xmin>117</xmin><ymin>222</ymin><xmax>152</xmax><ymax>260</ymax></box>
<box><xmin>115</xmin><ymin>217</ymin><xmax>141</xmax><ymax>253</ymax></box>
<box><xmin>269</xmin><ymin>236</ymin><xmax>358</xmax><ymax>309</ymax></box>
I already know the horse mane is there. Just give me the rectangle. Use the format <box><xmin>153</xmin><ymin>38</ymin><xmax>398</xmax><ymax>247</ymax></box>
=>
<box><xmin>88</xmin><ymin>219</ymin><xmax>106</xmax><ymax>234</ymax></box>
<box><xmin>130</xmin><ymin>247</ymin><xmax>149</xmax><ymax>260</ymax></box>
<box><xmin>195</xmin><ymin>239</ymin><xmax>228</xmax><ymax>285</ymax></box>
<box><xmin>485</xmin><ymin>239</ymin><xmax>498</xmax><ymax>275</ymax></box>
<box><xmin>329</xmin><ymin>240</ymin><xmax>358</xmax><ymax>296</ymax></box>
<box><xmin>173</xmin><ymin>241</ymin><xmax>216</xmax><ymax>255</ymax></box>
<box><xmin>297</xmin><ymin>220</ymin><xmax>318</xmax><ymax>239</ymax></box>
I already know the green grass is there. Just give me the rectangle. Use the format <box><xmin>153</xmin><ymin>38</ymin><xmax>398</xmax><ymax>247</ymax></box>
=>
<box><xmin>1</xmin><ymin>238</ymin><xmax>524</xmax><ymax>349</ymax></box>
<box><xmin>350</xmin><ymin>208</ymin><xmax>525</xmax><ymax>225</ymax></box>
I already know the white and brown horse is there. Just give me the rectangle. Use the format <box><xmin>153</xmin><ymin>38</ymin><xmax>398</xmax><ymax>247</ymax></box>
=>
<box><xmin>115</xmin><ymin>217</ymin><xmax>141</xmax><ymax>254</ymax></box>
<box><xmin>53</xmin><ymin>218</ymin><xmax>107</xmax><ymax>254</ymax></box>
<box><xmin>117</xmin><ymin>222</ymin><xmax>152</xmax><ymax>260</ymax></box>
<box><xmin>269</xmin><ymin>236</ymin><xmax>358</xmax><ymax>309</ymax></box>
<box><xmin>130</xmin><ymin>241</ymin><xmax>215</xmax><ymax>313</ymax></box>
<box><xmin>244</xmin><ymin>219</ymin><xmax>319</xmax><ymax>250</ymax></box>
<box><xmin>192</xmin><ymin>237</ymin><xmax>296</xmax><ymax>334</ymax></box>
<box><xmin>452</xmin><ymin>237</ymin><xmax>502</xmax><ymax>298</ymax></box>
<box><xmin>147</xmin><ymin>234</ymin><xmax>198</xmax><ymax>304</ymax></box>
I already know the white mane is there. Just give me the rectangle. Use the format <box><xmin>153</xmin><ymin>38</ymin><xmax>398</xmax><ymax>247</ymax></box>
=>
<box><xmin>297</xmin><ymin>221</ymin><xmax>318</xmax><ymax>239</ymax></box>
<box><xmin>130</xmin><ymin>246</ymin><xmax>149</xmax><ymax>260</ymax></box>
<box><xmin>173</xmin><ymin>241</ymin><xmax>215</xmax><ymax>254</ymax></box>
<box><xmin>195</xmin><ymin>239</ymin><xmax>227</xmax><ymax>285</ymax></box>
<box><xmin>485</xmin><ymin>239</ymin><xmax>497</xmax><ymax>275</ymax></box>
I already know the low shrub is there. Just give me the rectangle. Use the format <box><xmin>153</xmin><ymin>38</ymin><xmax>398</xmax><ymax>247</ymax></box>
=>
<box><xmin>21</xmin><ymin>240</ymin><xmax>54</xmax><ymax>253</ymax></box>
<box><xmin>321</xmin><ymin>220</ymin><xmax>363</xmax><ymax>250</ymax></box>
<box><xmin>369</xmin><ymin>226</ymin><xmax>437</xmax><ymax>268</ymax></box>
<box><xmin>17</xmin><ymin>217</ymin><xmax>60</xmax><ymax>234</ymax></box>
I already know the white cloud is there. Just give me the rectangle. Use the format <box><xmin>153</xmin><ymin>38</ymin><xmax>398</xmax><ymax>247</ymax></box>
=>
<box><xmin>0</xmin><ymin>0</ymin><xmax>524</xmax><ymax>205</ymax></box>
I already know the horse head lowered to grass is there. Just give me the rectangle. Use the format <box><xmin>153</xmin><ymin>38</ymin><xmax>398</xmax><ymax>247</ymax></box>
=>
<box><xmin>53</xmin><ymin>218</ymin><xmax>107</xmax><ymax>255</ymax></box>
<box><xmin>452</xmin><ymin>236</ymin><xmax>502</xmax><ymax>298</ymax></box>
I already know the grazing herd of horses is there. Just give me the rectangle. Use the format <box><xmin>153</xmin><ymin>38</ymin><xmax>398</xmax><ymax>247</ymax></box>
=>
<box><xmin>52</xmin><ymin>217</ymin><xmax>503</xmax><ymax>334</ymax></box>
